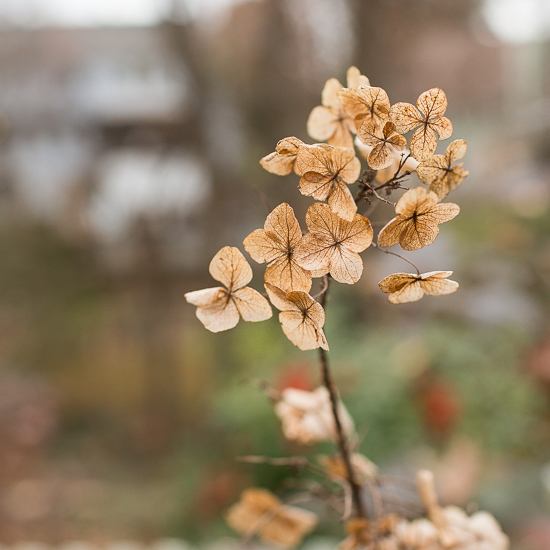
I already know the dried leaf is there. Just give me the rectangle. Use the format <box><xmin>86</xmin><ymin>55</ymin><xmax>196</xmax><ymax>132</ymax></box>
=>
<box><xmin>185</xmin><ymin>246</ymin><xmax>272</xmax><ymax>332</ymax></box>
<box><xmin>226</xmin><ymin>488</ymin><xmax>318</xmax><ymax>549</ymax></box>
<box><xmin>417</xmin><ymin>139</ymin><xmax>469</xmax><ymax>199</ymax></box>
<box><xmin>244</xmin><ymin>203</ymin><xmax>312</xmax><ymax>292</ymax></box>
<box><xmin>274</xmin><ymin>387</ymin><xmax>354</xmax><ymax>444</ymax></box>
<box><xmin>294</xmin><ymin>204</ymin><xmax>373</xmax><ymax>284</ymax></box>
<box><xmin>377</xmin><ymin>187</ymin><xmax>459</xmax><ymax>251</ymax></box>
<box><xmin>265</xmin><ymin>283</ymin><xmax>328</xmax><ymax>350</ymax></box>
<box><xmin>389</xmin><ymin>88</ymin><xmax>453</xmax><ymax>162</ymax></box>
<box><xmin>338</xmin><ymin>85</ymin><xmax>391</xmax><ymax>130</ymax></box>
<box><xmin>307</xmin><ymin>78</ymin><xmax>355</xmax><ymax>148</ymax></box>
<box><xmin>378</xmin><ymin>271</ymin><xmax>459</xmax><ymax>304</ymax></box>
<box><xmin>295</xmin><ymin>144</ymin><xmax>361</xmax><ymax>221</ymax></box>
<box><xmin>260</xmin><ymin>136</ymin><xmax>304</xmax><ymax>176</ymax></box>
<box><xmin>357</xmin><ymin>120</ymin><xmax>407</xmax><ymax>170</ymax></box>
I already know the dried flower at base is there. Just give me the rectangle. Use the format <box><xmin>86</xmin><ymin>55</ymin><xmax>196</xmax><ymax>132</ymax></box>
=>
<box><xmin>225</xmin><ymin>488</ymin><xmax>318</xmax><ymax>549</ymax></box>
<box><xmin>294</xmin><ymin>203</ymin><xmax>373</xmax><ymax>285</ymax></box>
<box><xmin>417</xmin><ymin>139</ymin><xmax>469</xmax><ymax>199</ymax></box>
<box><xmin>378</xmin><ymin>271</ymin><xmax>459</xmax><ymax>304</ymax></box>
<box><xmin>306</xmin><ymin>67</ymin><xmax>370</xmax><ymax>149</ymax></box>
<box><xmin>244</xmin><ymin>203</ymin><xmax>312</xmax><ymax>292</ymax></box>
<box><xmin>339</xmin><ymin>85</ymin><xmax>391</xmax><ymax>131</ymax></box>
<box><xmin>295</xmin><ymin>144</ymin><xmax>361</xmax><ymax>221</ymax></box>
<box><xmin>339</xmin><ymin>516</ymin><xmax>400</xmax><ymax>550</ymax></box>
<box><xmin>389</xmin><ymin>88</ymin><xmax>453</xmax><ymax>162</ymax></box>
<box><xmin>265</xmin><ymin>284</ymin><xmax>328</xmax><ymax>351</ymax></box>
<box><xmin>260</xmin><ymin>137</ymin><xmax>304</xmax><ymax>176</ymax></box>
<box><xmin>357</xmin><ymin>121</ymin><xmax>407</xmax><ymax>170</ymax></box>
<box><xmin>185</xmin><ymin>246</ymin><xmax>272</xmax><ymax>332</ymax></box>
<box><xmin>377</xmin><ymin>187</ymin><xmax>459</xmax><ymax>251</ymax></box>
<box><xmin>320</xmin><ymin>453</ymin><xmax>378</xmax><ymax>484</ymax></box>
<box><xmin>274</xmin><ymin>386</ymin><xmax>354</xmax><ymax>444</ymax></box>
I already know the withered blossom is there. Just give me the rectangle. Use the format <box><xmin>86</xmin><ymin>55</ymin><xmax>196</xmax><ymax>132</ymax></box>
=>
<box><xmin>274</xmin><ymin>386</ymin><xmax>353</xmax><ymax>444</ymax></box>
<box><xmin>377</xmin><ymin>187</ymin><xmax>459</xmax><ymax>251</ymax></box>
<box><xmin>294</xmin><ymin>203</ymin><xmax>373</xmax><ymax>285</ymax></box>
<box><xmin>295</xmin><ymin>143</ymin><xmax>361</xmax><ymax>221</ymax></box>
<box><xmin>357</xmin><ymin>120</ymin><xmax>407</xmax><ymax>170</ymax></box>
<box><xmin>417</xmin><ymin>139</ymin><xmax>469</xmax><ymax>199</ymax></box>
<box><xmin>389</xmin><ymin>88</ymin><xmax>453</xmax><ymax>162</ymax></box>
<box><xmin>378</xmin><ymin>271</ymin><xmax>459</xmax><ymax>304</ymax></box>
<box><xmin>226</xmin><ymin>488</ymin><xmax>318</xmax><ymax>549</ymax></box>
<box><xmin>265</xmin><ymin>283</ymin><xmax>328</xmax><ymax>351</ymax></box>
<box><xmin>339</xmin><ymin>85</ymin><xmax>391</xmax><ymax>131</ymax></box>
<box><xmin>185</xmin><ymin>246</ymin><xmax>272</xmax><ymax>332</ymax></box>
<box><xmin>260</xmin><ymin>136</ymin><xmax>304</xmax><ymax>176</ymax></box>
<box><xmin>244</xmin><ymin>203</ymin><xmax>312</xmax><ymax>292</ymax></box>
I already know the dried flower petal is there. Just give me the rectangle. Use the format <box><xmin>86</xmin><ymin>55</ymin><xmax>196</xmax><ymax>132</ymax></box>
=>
<box><xmin>346</xmin><ymin>66</ymin><xmax>371</xmax><ymax>89</ymax></box>
<box><xmin>226</xmin><ymin>488</ymin><xmax>318</xmax><ymax>549</ymax></box>
<box><xmin>295</xmin><ymin>144</ymin><xmax>361</xmax><ymax>221</ymax></box>
<box><xmin>339</xmin><ymin>85</ymin><xmax>391</xmax><ymax>130</ymax></box>
<box><xmin>274</xmin><ymin>386</ymin><xmax>353</xmax><ymax>444</ymax></box>
<box><xmin>357</xmin><ymin>120</ymin><xmax>407</xmax><ymax>170</ymax></box>
<box><xmin>378</xmin><ymin>271</ymin><xmax>459</xmax><ymax>304</ymax></box>
<box><xmin>265</xmin><ymin>283</ymin><xmax>328</xmax><ymax>350</ymax></box>
<box><xmin>260</xmin><ymin>137</ymin><xmax>304</xmax><ymax>176</ymax></box>
<box><xmin>417</xmin><ymin>139</ymin><xmax>469</xmax><ymax>199</ymax></box>
<box><xmin>307</xmin><ymin>78</ymin><xmax>355</xmax><ymax>148</ymax></box>
<box><xmin>377</xmin><ymin>187</ymin><xmax>459</xmax><ymax>251</ymax></box>
<box><xmin>390</xmin><ymin>88</ymin><xmax>453</xmax><ymax>162</ymax></box>
<box><xmin>185</xmin><ymin>247</ymin><xmax>272</xmax><ymax>332</ymax></box>
<box><xmin>294</xmin><ymin>203</ymin><xmax>373</xmax><ymax>284</ymax></box>
<box><xmin>244</xmin><ymin>203</ymin><xmax>312</xmax><ymax>292</ymax></box>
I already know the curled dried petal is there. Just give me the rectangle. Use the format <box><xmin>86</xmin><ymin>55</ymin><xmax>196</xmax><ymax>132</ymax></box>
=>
<box><xmin>378</xmin><ymin>271</ymin><xmax>459</xmax><ymax>304</ymax></box>
<box><xmin>260</xmin><ymin>137</ymin><xmax>304</xmax><ymax>176</ymax></box>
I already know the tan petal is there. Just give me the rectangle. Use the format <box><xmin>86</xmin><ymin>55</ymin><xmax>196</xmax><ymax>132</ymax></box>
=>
<box><xmin>424</xmin><ymin>202</ymin><xmax>461</xmax><ymax>224</ymax></box>
<box><xmin>334</xmin><ymin>148</ymin><xmax>361</xmax><ymax>183</ymax></box>
<box><xmin>387</xmin><ymin>133</ymin><xmax>407</xmax><ymax>151</ymax></box>
<box><xmin>232</xmin><ymin>287</ymin><xmax>272</xmax><ymax>322</ymax></box>
<box><xmin>356</xmin><ymin>120</ymin><xmax>380</xmax><ymax>148</ymax></box>
<box><xmin>368</xmin><ymin>142</ymin><xmax>394</xmax><ymax>170</ymax></box>
<box><xmin>327</xmin><ymin>180</ymin><xmax>358</xmax><ymax>221</ymax></box>
<box><xmin>264</xmin><ymin>203</ymin><xmax>303</xmax><ymax>250</ymax></box>
<box><xmin>389</xmin><ymin>102</ymin><xmax>423</xmax><ymax>134</ymax></box>
<box><xmin>259</xmin><ymin>151</ymin><xmax>295</xmax><ymax>176</ymax></box>
<box><xmin>294</xmin><ymin>233</ymin><xmax>335</xmax><ymax>274</ymax></box>
<box><xmin>378</xmin><ymin>273</ymin><xmax>418</xmax><ymax>293</ymax></box>
<box><xmin>209</xmin><ymin>246</ymin><xmax>252</xmax><ymax>291</ymax></box>
<box><xmin>387</xmin><ymin>281</ymin><xmax>424</xmax><ymax>304</ymax></box>
<box><xmin>377</xmin><ymin>217</ymin><xmax>409</xmax><ymax>248</ymax></box>
<box><xmin>265</xmin><ymin>283</ymin><xmax>290</xmax><ymax>311</ymax></box>
<box><xmin>276</xmin><ymin>136</ymin><xmax>303</xmax><ymax>156</ymax></box>
<box><xmin>327</xmin><ymin>120</ymin><xmax>354</xmax><ymax>149</ymax></box>
<box><xmin>445</xmin><ymin>139</ymin><xmax>467</xmax><ymax>164</ymax></box>
<box><xmin>346</xmin><ymin>66</ymin><xmax>370</xmax><ymax>89</ymax></box>
<box><xmin>280</xmin><ymin>309</ymin><xmax>329</xmax><ymax>350</ymax></box>
<box><xmin>243</xmin><ymin>228</ymin><xmax>285</xmax><ymax>264</ymax></box>
<box><xmin>265</xmin><ymin>256</ymin><xmax>312</xmax><ymax>293</ymax></box>
<box><xmin>295</xmin><ymin>143</ymin><xmax>334</xmax><ymax>177</ymax></box>
<box><xmin>184</xmin><ymin>286</ymin><xmax>226</xmax><ymax>307</ymax></box>
<box><xmin>299</xmin><ymin>171</ymin><xmax>333</xmax><ymax>202</ymax></box>
<box><xmin>417</xmin><ymin>88</ymin><xmax>448</xmax><ymax>119</ymax></box>
<box><xmin>398</xmin><ymin>215</ymin><xmax>441</xmax><ymax>251</ymax></box>
<box><xmin>409</xmin><ymin>126</ymin><xmax>438</xmax><ymax>162</ymax></box>
<box><xmin>416</xmin><ymin>154</ymin><xmax>447</xmax><ymax>186</ymax></box>
<box><xmin>321</xmin><ymin>77</ymin><xmax>344</xmax><ymax>108</ymax></box>
<box><xmin>196</xmin><ymin>293</ymin><xmax>240</xmax><ymax>332</ymax></box>
<box><xmin>339</xmin><ymin>86</ymin><xmax>390</xmax><ymax>130</ymax></box>
<box><xmin>430</xmin><ymin>116</ymin><xmax>453</xmax><ymax>140</ymax></box>
<box><xmin>419</xmin><ymin>271</ymin><xmax>459</xmax><ymax>296</ymax></box>
<box><xmin>429</xmin><ymin>165</ymin><xmax>469</xmax><ymax>199</ymax></box>
<box><xmin>396</xmin><ymin>187</ymin><xmax>438</xmax><ymax>217</ymax></box>
<box><xmin>307</xmin><ymin>106</ymin><xmax>338</xmax><ymax>142</ymax></box>
<box><xmin>327</xmin><ymin>246</ymin><xmax>364</xmax><ymax>284</ymax></box>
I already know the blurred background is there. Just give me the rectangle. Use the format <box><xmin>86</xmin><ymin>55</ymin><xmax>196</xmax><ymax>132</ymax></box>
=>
<box><xmin>0</xmin><ymin>0</ymin><xmax>549</xmax><ymax>548</ymax></box>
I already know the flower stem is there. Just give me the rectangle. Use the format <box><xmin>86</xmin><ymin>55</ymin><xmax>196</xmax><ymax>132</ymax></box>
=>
<box><xmin>318</xmin><ymin>275</ymin><xmax>367</xmax><ymax>520</ymax></box>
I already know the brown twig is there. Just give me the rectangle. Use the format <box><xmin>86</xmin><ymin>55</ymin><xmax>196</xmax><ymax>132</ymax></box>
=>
<box><xmin>371</xmin><ymin>243</ymin><xmax>421</xmax><ymax>276</ymax></box>
<box><xmin>318</xmin><ymin>275</ymin><xmax>367</xmax><ymax>520</ymax></box>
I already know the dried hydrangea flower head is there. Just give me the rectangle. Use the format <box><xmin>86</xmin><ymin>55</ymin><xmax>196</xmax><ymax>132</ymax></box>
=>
<box><xmin>378</xmin><ymin>271</ymin><xmax>459</xmax><ymax>304</ymax></box>
<box><xmin>244</xmin><ymin>203</ymin><xmax>312</xmax><ymax>292</ymax></box>
<box><xmin>295</xmin><ymin>143</ymin><xmax>361</xmax><ymax>221</ymax></box>
<box><xmin>378</xmin><ymin>187</ymin><xmax>459</xmax><ymax>251</ymax></box>
<box><xmin>357</xmin><ymin>120</ymin><xmax>407</xmax><ymax>170</ymax></box>
<box><xmin>339</xmin><ymin>85</ymin><xmax>391</xmax><ymax>131</ymax></box>
<box><xmin>390</xmin><ymin>88</ymin><xmax>453</xmax><ymax>162</ymax></box>
<box><xmin>184</xmin><ymin>246</ymin><xmax>272</xmax><ymax>332</ymax></box>
<box><xmin>260</xmin><ymin>137</ymin><xmax>305</xmax><ymax>176</ymax></box>
<box><xmin>307</xmin><ymin>66</ymin><xmax>370</xmax><ymax>149</ymax></box>
<box><xmin>265</xmin><ymin>283</ymin><xmax>328</xmax><ymax>351</ymax></box>
<box><xmin>294</xmin><ymin>203</ymin><xmax>373</xmax><ymax>285</ymax></box>
<box><xmin>417</xmin><ymin>139</ymin><xmax>469</xmax><ymax>199</ymax></box>
<box><xmin>225</xmin><ymin>488</ymin><xmax>318</xmax><ymax>549</ymax></box>
<box><xmin>274</xmin><ymin>386</ymin><xmax>354</xmax><ymax>445</ymax></box>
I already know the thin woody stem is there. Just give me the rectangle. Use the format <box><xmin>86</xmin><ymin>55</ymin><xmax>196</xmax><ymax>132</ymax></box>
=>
<box><xmin>318</xmin><ymin>275</ymin><xmax>367</xmax><ymax>520</ymax></box>
<box><xmin>371</xmin><ymin>243</ymin><xmax>421</xmax><ymax>275</ymax></box>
